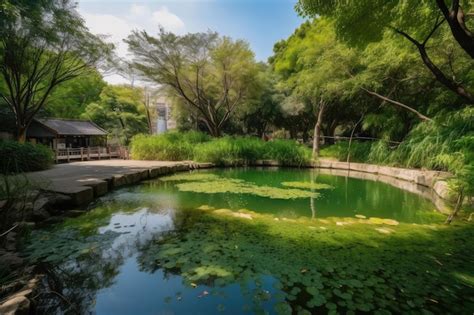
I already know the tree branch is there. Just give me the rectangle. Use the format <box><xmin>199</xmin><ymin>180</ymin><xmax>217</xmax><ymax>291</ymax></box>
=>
<box><xmin>361</xmin><ymin>88</ymin><xmax>433</xmax><ymax>122</ymax></box>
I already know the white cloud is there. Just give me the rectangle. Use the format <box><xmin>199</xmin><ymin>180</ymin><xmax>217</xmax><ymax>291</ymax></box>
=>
<box><xmin>81</xmin><ymin>11</ymin><xmax>135</xmax><ymax>59</ymax></box>
<box><xmin>151</xmin><ymin>6</ymin><xmax>185</xmax><ymax>34</ymax></box>
<box><xmin>79</xmin><ymin>4</ymin><xmax>186</xmax><ymax>84</ymax></box>
<box><xmin>129</xmin><ymin>4</ymin><xmax>147</xmax><ymax>17</ymax></box>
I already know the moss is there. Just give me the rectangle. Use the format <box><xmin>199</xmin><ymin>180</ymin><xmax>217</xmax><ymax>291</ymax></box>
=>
<box><xmin>160</xmin><ymin>173</ymin><xmax>220</xmax><ymax>182</ymax></box>
<box><xmin>281</xmin><ymin>181</ymin><xmax>334</xmax><ymax>190</ymax></box>
<box><xmin>176</xmin><ymin>178</ymin><xmax>319</xmax><ymax>199</ymax></box>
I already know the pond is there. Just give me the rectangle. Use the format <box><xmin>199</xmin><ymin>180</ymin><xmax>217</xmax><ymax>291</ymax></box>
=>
<box><xmin>23</xmin><ymin>168</ymin><xmax>474</xmax><ymax>314</ymax></box>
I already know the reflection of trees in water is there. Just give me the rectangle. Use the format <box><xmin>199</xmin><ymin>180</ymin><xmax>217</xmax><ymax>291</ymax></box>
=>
<box><xmin>28</xmin><ymin>202</ymin><xmax>177</xmax><ymax>314</ymax></box>
<box><xmin>32</xmin><ymin>232</ymin><xmax>125</xmax><ymax>314</ymax></box>
<box><xmin>35</xmin><ymin>253</ymin><xmax>124</xmax><ymax>314</ymax></box>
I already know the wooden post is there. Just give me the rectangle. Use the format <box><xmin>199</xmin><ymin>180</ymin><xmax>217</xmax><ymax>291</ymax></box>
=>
<box><xmin>67</xmin><ymin>148</ymin><xmax>70</xmax><ymax>162</ymax></box>
<box><xmin>87</xmin><ymin>147</ymin><xmax>90</xmax><ymax>160</ymax></box>
<box><xmin>80</xmin><ymin>147</ymin><xmax>84</xmax><ymax>161</ymax></box>
<box><xmin>98</xmin><ymin>147</ymin><xmax>101</xmax><ymax>160</ymax></box>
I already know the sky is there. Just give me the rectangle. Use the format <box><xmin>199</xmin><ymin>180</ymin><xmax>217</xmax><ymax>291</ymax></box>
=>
<box><xmin>77</xmin><ymin>0</ymin><xmax>304</xmax><ymax>84</ymax></box>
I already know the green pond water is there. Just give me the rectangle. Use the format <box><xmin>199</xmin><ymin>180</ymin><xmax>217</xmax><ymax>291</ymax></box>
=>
<box><xmin>23</xmin><ymin>168</ymin><xmax>474</xmax><ymax>314</ymax></box>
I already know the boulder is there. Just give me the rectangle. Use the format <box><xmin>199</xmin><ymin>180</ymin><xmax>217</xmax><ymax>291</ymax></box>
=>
<box><xmin>33</xmin><ymin>197</ymin><xmax>50</xmax><ymax>212</ymax></box>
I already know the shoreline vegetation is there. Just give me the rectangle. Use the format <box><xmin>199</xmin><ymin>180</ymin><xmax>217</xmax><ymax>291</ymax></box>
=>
<box><xmin>130</xmin><ymin>132</ymin><xmax>312</xmax><ymax>167</ymax></box>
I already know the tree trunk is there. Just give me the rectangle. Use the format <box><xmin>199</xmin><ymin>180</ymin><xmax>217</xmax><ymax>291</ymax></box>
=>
<box><xmin>435</xmin><ymin>0</ymin><xmax>474</xmax><ymax>58</ymax></box>
<box><xmin>416</xmin><ymin>43</ymin><xmax>474</xmax><ymax>102</ymax></box>
<box><xmin>209</xmin><ymin>124</ymin><xmax>221</xmax><ymax>137</ymax></box>
<box><xmin>17</xmin><ymin>126</ymin><xmax>27</xmax><ymax>143</ymax></box>
<box><xmin>312</xmin><ymin>100</ymin><xmax>325</xmax><ymax>159</ymax></box>
<box><xmin>324</xmin><ymin>120</ymin><xmax>337</xmax><ymax>145</ymax></box>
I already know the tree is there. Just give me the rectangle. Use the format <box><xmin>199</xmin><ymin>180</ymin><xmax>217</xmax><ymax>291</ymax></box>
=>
<box><xmin>296</xmin><ymin>0</ymin><xmax>474</xmax><ymax>57</ymax></box>
<box><xmin>44</xmin><ymin>70</ymin><xmax>106</xmax><ymax>119</ymax></box>
<box><xmin>295</xmin><ymin>0</ymin><xmax>474</xmax><ymax>103</ymax></box>
<box><xmin>271</xmin><ymin>20</ymin><xmax>360</xmax><ymax>157</ymax></box>
<box><xmin>81</xmin><ymin>85</ymin><xmax>148</xmax><ymax>145</ymax></box>
<box><xmin>0</xmin><ymin>0</ymin><xmax>113</xmax><ymax>141</ymax></box>
<box><xmin>125</xmin><ymin>29</ymin><xmax>259</xmax><ymax>137</ymax></box>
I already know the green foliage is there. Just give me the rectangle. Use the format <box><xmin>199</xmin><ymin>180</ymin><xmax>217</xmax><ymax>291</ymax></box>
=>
<box><xmin>45</xmin><ymin>70</ymin><xmax>106</xmax><ymax>119</ymax></box>
<box><xmin>0</xmin><ymin>0</ymin><xmax>113</xmax><ymax>140</ymax></box>
<box><xmin>321</xmin><ymin>108</ymin><xmax>474</xmax><ymax>194</ymax></box>
<box><xmin>320</xmin><ymin>141</ymin><xmax>373</xmax><ymax>163</ymax></box>
<box><xmin>263</xmin><ymin>139</ymin><xmax>311</xmax><ymax>166</ymax></box>
<box><xmin>130</xmin><ymin>131</ymin><xmax>209</xmax><ymax>161</ymax></box>
<box><xmin>130</xmin><ymin>132</ymin><xmax>311</xmax><ymax>166</ymax></box>
<box><xmin>82</xmin><ymin>85</ymin><xmax>149</xmax><ymax>145</ymax></box>
<box><xmin>126</xmin><ymin>29</ymin><xmax>259</xmax><ymax>136</ymax></box>
<box><xmin>295</xmin><ymin>0</ymin><xmax>472</xmax><ymax>47</ymax></box>
<box><xmin>0</xmin><ymin>141</ymin><xmax>53</xmax><ymax>173</ymax></box>
<box><xmin>193</xmin><ymin>137</ymin><xmax>267</xmax><ymax>165</ymax></box>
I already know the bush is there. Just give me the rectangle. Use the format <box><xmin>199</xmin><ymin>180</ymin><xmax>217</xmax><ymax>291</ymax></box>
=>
<box><xmin>194</xmin><ymin>137</ymin><xmax>269</xmax><ymax>166</ymax></box>
<box><xmin>319</xmin><ymin>108</ymin><xmax>474</xmax><ymax>195</ymax></box>
<box><xmin>130</xmin><ymin>132</ymin><xmax>312</xmax><ymax>166</ymax></box>
<box><xmin>130</xmin><ymin>131</ymin><xmax>209</xmax><ymax>161</ymax></box>
<box><xmin>0</xmin><ymin>141</ymin><xmax>53</xmax><ymax>173</ymax></box>
<box><xmin>320</xmin><ymin>141</ymin><xmax>374</xmax><ymax>163</ymax></box>
<box><xmin>264</xmin><ymin>139</ymin><xmax>311</xmax><ymax>166</ymax></box>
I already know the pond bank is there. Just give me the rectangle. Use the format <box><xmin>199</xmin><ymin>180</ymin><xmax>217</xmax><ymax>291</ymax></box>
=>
<box><xmin>313</xmin><ymin>159</ymin><xmax>453</xmax><ymax>201</ymax></box>
<box><xmin>26</xmin><ymin>160</ymin><xmax>214</xmax><ymax>207</ymax></box>
<box><xmin>23</xmin><ymin>159</ymin><xmax>453</xmax><ymax>210</ymax></box>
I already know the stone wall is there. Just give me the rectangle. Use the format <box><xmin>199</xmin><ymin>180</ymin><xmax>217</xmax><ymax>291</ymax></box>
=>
<box><xmin>314</xmin><ymin>159</ymin><xmax>453</xmax><ymax>201</ymax></box>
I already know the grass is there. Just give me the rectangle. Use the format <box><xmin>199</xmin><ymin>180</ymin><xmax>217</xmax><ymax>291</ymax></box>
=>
<box><xmin>321</xmin><ymin>108</ymin><xmax>474</xmax><ymax>196</ymax></box>
<box><xmin>131</xmin><ymin>132</ymin><xmax>312</xmax><ymax>166</ymax></box>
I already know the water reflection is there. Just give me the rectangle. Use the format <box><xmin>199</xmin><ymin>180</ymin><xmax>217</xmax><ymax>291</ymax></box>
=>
<box><xmin>25</xmin><ymin>169</ymin><xmax>452</xmax><ymax>314</ymax></box>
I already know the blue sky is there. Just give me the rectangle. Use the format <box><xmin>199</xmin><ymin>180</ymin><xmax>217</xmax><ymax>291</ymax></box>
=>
<box><xmin>77</xmin><ymin>0</ymin><xmax>304</xmax><ymax>84</ymax></box>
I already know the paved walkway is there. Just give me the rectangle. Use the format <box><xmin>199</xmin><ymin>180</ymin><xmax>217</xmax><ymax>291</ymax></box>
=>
<box><xmin>27</xmin><ymin>160</ymin><xmax>210</xmax><ymax>206</ymax></box>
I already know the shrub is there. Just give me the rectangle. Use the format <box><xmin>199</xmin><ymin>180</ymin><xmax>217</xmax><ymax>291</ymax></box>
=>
<box><xmin>130</xmin><ymin>132</ymin><xmax>312</xmax><ymax>166</ymax></box>
<box><xmin>320</xmin><ymin>141</ymin><xmax>374</xmax><ymax>163</ymax></box>
<box><xmin>264</xmin><ymin>139</ymin><xmax>311</xmax><ymax>166</ymax></box>
<box><xmin>0</xmin><ymin>141</ymin><xmax>53</xmax><ymax>173</ymax></box>
<box><xmin>193</xmin><ymin>138</ymin><xmax>238</xmax><ymax>165</ymax></box>
<box><xmin>193</xmin><ymin>137</ymin><xmax>268</xmax><ymax>166</ymax></box>
<box><xmin>319</xmin><ymin>108</ymin><xmax>474</xmax><ymax>195</ymax></box>
<box><xmin>130</xmin><ymin>131</ymin><xmax>209</xmax><ymax>161</ymax></box>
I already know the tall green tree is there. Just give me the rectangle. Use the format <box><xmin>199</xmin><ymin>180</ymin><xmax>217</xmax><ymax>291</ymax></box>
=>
<box><xmin>271</xmin><ymin>20</ymin><xmax>360</xmax><ymax>157</ymax></box>
<box><xmin>126</xmin><ymin>29</ymin><xmax>259</xmax><ymax>137</ymax></box>
<box><xmin>0</xmin><ymin>0</ymin><xmax>113</xmax><ymax>141</ymax></box>
<box><xmin>81</xmin><ymin>85</ymin><xmax>148</xmax><ymax>145</ymax></box>
<box><xmin>44</xmin><ymin>70</ymin><xmax>106</xmax><ymax>119</ymax></box>
<box><xmin>296</xmin><ymin>0</ymin><xmax>474</xmax><ymax>103</ymax></box>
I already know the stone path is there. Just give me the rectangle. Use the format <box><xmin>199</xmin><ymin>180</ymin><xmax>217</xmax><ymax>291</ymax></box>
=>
<box><xmin>27</xmin><ymin>160</ymin><xmax>212</xmax><ymax>206</ymax></box>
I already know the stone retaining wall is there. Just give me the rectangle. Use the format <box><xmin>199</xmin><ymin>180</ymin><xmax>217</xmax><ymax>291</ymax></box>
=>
<box><xmin>313</xmin><ymin>159</ymin><xmax>453</xmax><ymax>201</ymax></box>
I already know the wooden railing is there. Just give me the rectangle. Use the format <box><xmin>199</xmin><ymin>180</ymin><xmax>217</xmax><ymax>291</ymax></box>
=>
<box><xmin>54</xmin><ymin>146</ymin><xmax>129</xmax><ymax>163</ymax></box>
